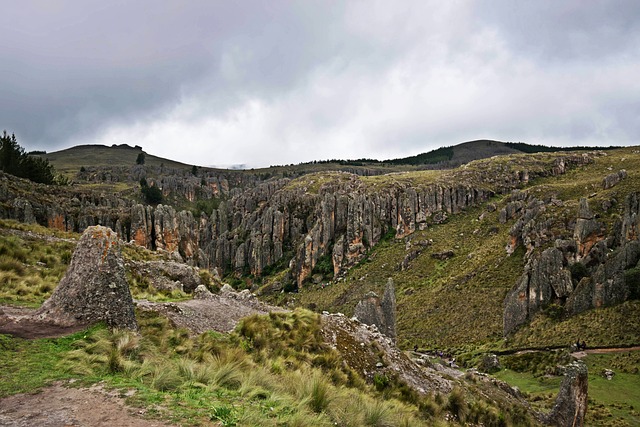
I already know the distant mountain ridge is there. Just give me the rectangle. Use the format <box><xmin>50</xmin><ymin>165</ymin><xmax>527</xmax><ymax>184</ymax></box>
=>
<box><xmin>42</xmin><ymin>139</ymin><xmax>617</xmax><ymax>173</ymax></box>
<box><xmin>387</xmin><ymin>139</ymin><xmax>618</xmax><ymax>167</ymax></box>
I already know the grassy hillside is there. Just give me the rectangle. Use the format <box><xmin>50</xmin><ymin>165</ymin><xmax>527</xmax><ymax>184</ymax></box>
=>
<box><xmin>41</xmin><ymin>139</ymin><xmax>608</xmax><ymax>182</ymax></box>
<box><xmin>0</xmin><ymin>220</ymin><xmax>540</xmax><ymax>425</ymax></box>
<box><xmin>3</xmin><ymin>146</ymin><xmax>640</xmax><ymax>425</ymax></box>
<box><xmin>42</xmin><ymin>144</ymin><xmax>197</xmax><ymax>175</ymax></box>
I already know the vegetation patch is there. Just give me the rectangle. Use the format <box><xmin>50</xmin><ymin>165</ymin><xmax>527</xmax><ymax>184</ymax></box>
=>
<box><xmin>0</xmin><ymin>227</ymin><xmax>74</xmax><ymax>306</ymax></box>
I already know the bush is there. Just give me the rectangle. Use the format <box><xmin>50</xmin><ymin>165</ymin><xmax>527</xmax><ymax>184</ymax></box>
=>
<box><xmin>569</xmin><ymin>262</ymin><xmax>589</xmax><ymax>284</ymax></box>
<box><xmin>373</xmin><ymin>373</ymin><xmax>390</xmax><ymax>391</ymax></box>
<box><xmin>624</xmin><ymin>266</ymin><xmax>640</xmax><ymax>300</ymax></box>
<box><xmin>140</xmin><ymin>179</ymin><xmax>163</xmax><ymax>204</ymax></box>
<box><xmin>312</xmin><ymin>253</ymin><xmax>333</xmax><ymax>278</ymax></box>
<box><xmin>543</xmin><ymin>303</ymin><xmax>565</xmax><ymax>321</ymax></box>
<box><xmin>446</xmin><ymin>387</ymin><xmax>468</xmax><ymax>423</ymax></box>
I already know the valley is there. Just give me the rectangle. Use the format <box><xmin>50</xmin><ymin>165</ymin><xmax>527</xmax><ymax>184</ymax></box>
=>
<box><xmin>0</xmin><ymin>140</ymin><xmax>639</xmax><ymax>426</ymax></box>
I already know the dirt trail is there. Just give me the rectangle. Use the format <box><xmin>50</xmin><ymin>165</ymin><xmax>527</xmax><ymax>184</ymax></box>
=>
<box><xmin>571</xmin><ymin>345</ymin><xmax>640</xmax><ymax>358</ymax></box>
<box><xmin>0</xmin><ymin>381</ymin><xmax>175</xmax><ymax>427</ymax></box>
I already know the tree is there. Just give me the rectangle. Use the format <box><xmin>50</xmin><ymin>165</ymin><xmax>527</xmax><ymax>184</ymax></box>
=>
<box><xmin>191</xmin><ymin>165</ymin><xmax>198</xmax><ymax>176</ymax></box>
<box><xmin>140</xmin><ymin>177</ymin><xmax>162</xmax><ymax>204</ymax></box>
<box><xmin>0</xmin><ymin>131</ymin><xmax>55</xmax><ymax>184</ymax></box>
<box><xmin>136</xmin><ymin>152</ymin><xmax>146</xmax><ymax>165</ymax></box>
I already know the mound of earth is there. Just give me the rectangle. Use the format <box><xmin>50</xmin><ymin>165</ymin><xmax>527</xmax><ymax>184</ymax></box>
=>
<box><xmin>0</xmin><ymin>305</ymin><xmax>87</xmax><ymax>339</ymax></box>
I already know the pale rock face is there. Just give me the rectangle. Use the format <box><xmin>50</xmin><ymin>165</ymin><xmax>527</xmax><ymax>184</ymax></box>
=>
<box><xmin>542</xmin><ymin>361</ymin><xmax>588</xmax><ymax>427</ymax></box>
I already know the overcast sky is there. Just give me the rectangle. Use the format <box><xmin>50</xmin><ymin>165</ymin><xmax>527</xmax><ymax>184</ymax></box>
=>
<box><xmin>1</xmin><ymin>1</ymin><xmax>639</xmax><ymax>168</ymax></box>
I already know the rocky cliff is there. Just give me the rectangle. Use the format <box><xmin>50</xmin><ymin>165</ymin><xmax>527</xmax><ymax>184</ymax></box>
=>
<box><xmin>503</xmin><ymin>169</ymin><xmax>640</xmax><ymax>335</ymax></box>
<box><xmin>353</xmin><ymin>278</ymin><xmax>397</xmax><ymax>341</ymax></box>
<box><xmin>1</xmin><ymin>152</ymin><xmax>595</xmax><ymax>292</ymax></box>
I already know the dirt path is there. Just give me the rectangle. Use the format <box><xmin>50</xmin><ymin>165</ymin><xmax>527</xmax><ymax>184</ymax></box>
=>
<box><xmin>571</xmin><ymin>345</ymin><xmax>640</xmax><ymax>358</ymax></box>
<box><xmin>0</xmin><ymin>289</ymin><xmax>282</xmax><ymax>426</ymax></box>
<box><xmin>0</xmin><ymin>381</ymin><xmax>175</xmax><ymax>427</ymax></box>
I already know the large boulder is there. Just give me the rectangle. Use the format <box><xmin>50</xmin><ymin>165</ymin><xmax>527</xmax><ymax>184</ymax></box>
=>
<box><xmin>353</xmin><ymin>278</ymin><xmax>396</xmax><ymax>342</ymax></box>
<box><xmin>35</xmin><ymin>226</ymin><xmax>138</xmax><ymax>330</ymax></box>
<box><xmin>542</xmin><ymin>361</ymin><xmax>588</xmax><ymax>426</ymax></box>
<box><xmin>504</xmin><ymin>248</ymin><xmax>573</xmax><ymax>335</ymax></box>
<box><xmin>127</xmin><ymin>260</ymin><xmax>203</xmax><ymax>293</ymax></box>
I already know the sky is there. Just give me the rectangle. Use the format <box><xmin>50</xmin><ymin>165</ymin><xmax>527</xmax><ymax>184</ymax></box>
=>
<box><xmin>1</xmin><ymin>1</ymin><xmax>639</xmax><ymax>168</ymax></box>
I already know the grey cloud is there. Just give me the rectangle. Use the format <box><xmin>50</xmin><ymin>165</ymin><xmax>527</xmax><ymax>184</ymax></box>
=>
<box><xmin>1</xmin><ymin>1</ymin><xmax>638</xmax><ymax>167</ymax></box>
<box><xmin>475</xmin><ymin>0</ymin><xmax>640</xmax><ymax>62</ymax></box>
<box><xmin>0</xmin><ymin>1</ymin><xmax>346</xmax><ymax>149</ymax></box>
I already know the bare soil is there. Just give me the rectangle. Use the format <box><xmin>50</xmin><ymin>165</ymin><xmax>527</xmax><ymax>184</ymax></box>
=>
<box><xmin>0</xmin><ymin>305</ymin><xmax>87</xmax><ymax>339</ymax></box>
<box><xmin>0</xmin><ymin>289</ymin><xmax>281</xmax><ymax>427</ymax></box>
<box><xmin>0</xmin><ymin>381</ymin><xmax>175</xmax><ymax>427</ymax></box>
<box><xmin>571</xmin><ymin>346</ymin><xmax>640</xmax><ymax>358</ymax></box>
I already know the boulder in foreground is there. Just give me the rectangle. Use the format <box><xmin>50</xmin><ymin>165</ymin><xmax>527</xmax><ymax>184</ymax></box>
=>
<box><xmin>36</xmin><ymin>226</ymin><xmax>138</xmax><ymax>330</ymax></box>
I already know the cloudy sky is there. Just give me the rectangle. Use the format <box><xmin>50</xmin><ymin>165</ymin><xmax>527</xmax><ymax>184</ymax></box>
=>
<box><xmin>1</xmin><ymin>1</ymin><xmax>639</xmax><ymax>168</ymax></box>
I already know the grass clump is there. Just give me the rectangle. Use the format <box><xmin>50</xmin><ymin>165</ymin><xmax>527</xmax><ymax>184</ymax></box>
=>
<box><xmin>0</xmin><ymin>228</ymin><xmax>75</xmax><ymax>305</ymax></box>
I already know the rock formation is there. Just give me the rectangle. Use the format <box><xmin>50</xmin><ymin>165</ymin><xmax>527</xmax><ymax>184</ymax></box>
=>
<box><xmin>35</xmin><ymin>226</ymin><xmax>138</xmax><ymax>330</ymax></box>
<box><xmin>353</xmin><ymin>278</ymin><xmax>396</xmax><ymax>341</ymax></box>
<box><xmin>504</xmin><ymin>192</ymin><xmax>640</xmax><ymax>335</ymax></box>
<box><xmin>127</xmin><ymin>260</ymin><xmax>203</xmax><ymax>293</ymax></box>
<box><xmin>602</xmin><ymin>169</ymin><xmax>627</xmax><ymax>189</ymax></box>
<box><xmin>541</xmin><ymin>361</ymin><xmax>588</xmax><ymax>427</ymax></box>
<box><xmin>0</xmin><ymin>152</ymin><xmax>594</xmax><ymax>292</ymax></box>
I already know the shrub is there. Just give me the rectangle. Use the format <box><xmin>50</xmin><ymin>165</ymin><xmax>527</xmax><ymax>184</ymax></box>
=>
<box><xmin>373</xmin><ymin>373</ymin><xmax>390</xmax><ymax>391</ymax></box>
<box><xmin>569</xmin><ymin>262</ymin><xmax>589</xmax><ymax>284</ymax></box>
<box><xmin>446</xmin><ymin>387</ymin><xmax>468</xmax><ymax>423</ymax></box>
<box><xmin>625</xmin><ymin>266</ymin><xmax>640</xmax><ymax>300</ymax></box>
<box><xmin>307</xmin><ymin>374</ymin><xmax>332</xmax><ymax>413</ymax></box>
<box><xmin>312</xmin><ymin>253</ymin><xmax>334</xmax><ymax>278</ymax></box>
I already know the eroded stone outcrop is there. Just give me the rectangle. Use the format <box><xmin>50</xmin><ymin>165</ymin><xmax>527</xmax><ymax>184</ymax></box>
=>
<box><xmin>504</xmin><ymin>192</ymin><xmax>640</xmax><ymax>335</ymax></box>
<box><xmin>0</xmin><ymin>152</ymin><xmax>595</xmax><ymax>292</ymax></box>
<box><xmin>35</xmin><ymin>226</ymin><xmax>138</xmax><ymax>330</ymax></box>
<box><xmin>541</xmin><ymin>361</ymin><xmax>588</xmax><ymax>427</ymax></box>
<box><xmin>602</xmin><ymin>169</ymin><xmax>627</xmax><ymax>189</ymax></box>
<box><xmin>127</xmin><ymin>259</ymin><xmax>203</xmax><ymax>293</ymax></box>
<box><xmin>353</xmin><ymin>278</ymin><xmax>397</xmax><ymax>342</ymax></box>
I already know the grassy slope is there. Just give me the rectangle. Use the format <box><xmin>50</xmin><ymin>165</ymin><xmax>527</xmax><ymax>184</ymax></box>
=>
<box><xmin>287</xmin><ymin>147</ymin><xmax>640</xmax><ymax>426</ymax></box>
<box><xmin>42</xmin><ymin>140</ymin><xmax>566</xmax><ymax>185</ymax></box>
<box><xmin>3</xmin><ymin>147</ymin><xmax>640</xmax><ymax>425</ymax></box>
<box><xmin>0</xmin><ymin>220</ymin><xmax>76</xmax><ymax>306</ymax></box>
<box><xmin>43</xmin><ymin>145</ymin><xmax>194</xmax><ymax>174</ymax></box>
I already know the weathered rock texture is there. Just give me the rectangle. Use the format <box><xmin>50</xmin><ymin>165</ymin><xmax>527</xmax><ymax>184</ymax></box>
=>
<box><xmin>127</xmin><ymin>260</ymin><xmax>203</xmax><ymax>293</ymax></box>
<box><xmin>541</xmin><ymin>361</ymin><xmax>588</xmax><ymax>427</ymax></box>
<box><xmin>1</xmin><ymin>152</ymin><xmax>594</xmax><ymax>291</ymax></box>
<box><xmin>602</xmin><ymin>169</ymin><xmax>627</xmax><ymax>189</ymax></box>
<box><xmin>35</xmin><ymin>226</ymin><xmax>138</xmax><ymax>330</ymax></box>
<box><xmin>504</xmin><ymin>191</ymin><xmax>640</xmax><ymax>335</ymax></box>
<box><xmin>353</xmin><ymin>278</ymin><xmax>397</xmax><ymax>341</ymax></box>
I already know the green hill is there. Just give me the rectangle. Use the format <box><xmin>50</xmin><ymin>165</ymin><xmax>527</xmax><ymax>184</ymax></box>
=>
<box><xmin>42</xmin><ymin>144</ymin><xmax>196</xmax><ymax>175</ymax></box>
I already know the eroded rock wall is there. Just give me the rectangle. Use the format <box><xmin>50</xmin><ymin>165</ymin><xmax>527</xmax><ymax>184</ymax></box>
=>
<box><xmin>1</xmin><ymin>153</ymin><xmax>594</xmax><ymax>290</ymax></box>
<box><xmin>504</xmin><ymin>191</ymin><xmax>640</xmax><ymax>335</ymax></box>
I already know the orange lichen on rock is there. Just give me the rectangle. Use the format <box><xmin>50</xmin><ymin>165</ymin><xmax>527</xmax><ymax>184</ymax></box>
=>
<box><xmin>48</xmin><ymin>214</ymin><xmax>66</xmax><ymax>231</ymax></box>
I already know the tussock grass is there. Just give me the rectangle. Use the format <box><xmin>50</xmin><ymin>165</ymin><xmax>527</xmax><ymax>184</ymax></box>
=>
<box><xmin>2</xmin><ymin>304</ymin><xmax>542</xmax><ymax>426</ymax></box>
<box><xmin>0</xmin><ymin>225</ymin><xmax>75</xmax><ymax>305</ymax></box>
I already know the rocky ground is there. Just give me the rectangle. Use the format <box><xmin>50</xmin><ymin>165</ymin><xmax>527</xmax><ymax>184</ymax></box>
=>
<box><xmin>135</xmin><ymin>284</ymin><xmax>285</xmax><ymax>334</ymax></box>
